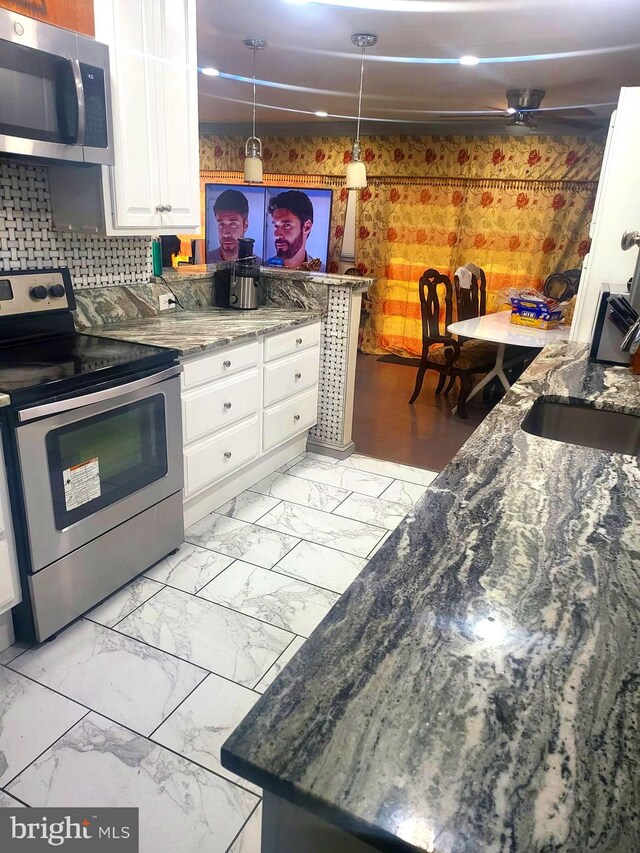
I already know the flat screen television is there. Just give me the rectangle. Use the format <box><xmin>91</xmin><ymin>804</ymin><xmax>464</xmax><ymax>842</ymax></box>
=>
<box><xmin>205</xmin><ymin>184</ymin><xmax>333</xmax><ymax>272</ymax></box>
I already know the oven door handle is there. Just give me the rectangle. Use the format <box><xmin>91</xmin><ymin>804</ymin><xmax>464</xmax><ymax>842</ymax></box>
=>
<box><xmin>17</xmin><ymin>365</ymin><xmax>182</xmax><ymax>423</ymax></box>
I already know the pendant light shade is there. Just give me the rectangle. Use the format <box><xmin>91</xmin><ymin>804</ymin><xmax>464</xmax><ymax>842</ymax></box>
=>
<box><xmin>346</xmin><ymin>33</ymin><xmax>377</xmax><ymax>190</ymax></box>
<box><xmin>243</xmin><ymin>38</ymin><xmax>266</xmax><ymax>184</ymax></box>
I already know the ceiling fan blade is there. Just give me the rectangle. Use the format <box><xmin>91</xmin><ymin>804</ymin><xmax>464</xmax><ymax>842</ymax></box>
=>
<box><xmin>536</xmin><ymin>106</ymin><xmax>596</xmax><ymax>117</ymax></box>
<box><xmin>545</xmin><ymin>115</ymin><xmax>603</xmax><ymax>130</ymax></box>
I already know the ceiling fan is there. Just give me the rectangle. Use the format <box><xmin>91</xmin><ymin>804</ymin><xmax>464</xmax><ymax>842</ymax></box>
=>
<box><xmin>435</xmin><ymin>88</ymin><xmax>599</xmax><ymax>135</ymax></box>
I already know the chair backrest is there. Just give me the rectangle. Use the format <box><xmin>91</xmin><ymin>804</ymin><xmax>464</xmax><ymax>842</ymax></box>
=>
<box><xmin>454</xmin><ymin>265</ymin><xmax>487</xmax><ymax>322</ymax></box>
<box><xmin>417</xmin><ymin>268</ymin><xmax>454</xmax><ymax>339</ymax></box>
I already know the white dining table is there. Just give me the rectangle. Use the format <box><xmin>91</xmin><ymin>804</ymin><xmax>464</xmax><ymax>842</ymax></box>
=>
<box><xmin>447</xmin><ymin>309</ymin><xmax>569</xmax><ymax>407</ymax></box>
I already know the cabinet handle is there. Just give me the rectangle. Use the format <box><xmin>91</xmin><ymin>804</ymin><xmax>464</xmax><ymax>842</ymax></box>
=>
<box><xmin>165</xmin><ymin>204</ymin><xmax>172</xmax><ymax>212</ymax></box>
<box><xmin>294</xmin><ymin>414</ymin><xmax>301</xmax><ymax>421</ymax></box>
<box><xmin>295</xmin><ymin>372</ymin><xmax>302</xmax><ymax>380</ymax></box>
<box><xmin>296</xmin><ymin>337</ymin><xmax>303</xmax><ymax>345</ymax></box>
<box><xmin>223</xmin><ymin>360</ymin><xmax>231</xmax><ymax>368</ymax></box>
<box><xmin>224</xmin><ymin>402</ymin><xmax>232</xmax><ymax>410</ymax></box>
<box><xmin>156</xmin><ymin>204</ymin><xmax>166</xmax><ymax>212</ymax></box>
<box><xmin>224</xmin><ymin>451</ymin><xmax>232</xmax><ymax>459</ymax></box>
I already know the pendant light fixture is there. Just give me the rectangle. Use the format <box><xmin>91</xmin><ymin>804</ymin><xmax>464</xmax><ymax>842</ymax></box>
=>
<box><xmin>243</xmin><ymin>38</ymin><xmax>267</xmax><ymax>183</ymax></box>
<box><xmin>346</xmin><ymin>33</ymin><xmax>377</xmax><ymax>190</ymax></box>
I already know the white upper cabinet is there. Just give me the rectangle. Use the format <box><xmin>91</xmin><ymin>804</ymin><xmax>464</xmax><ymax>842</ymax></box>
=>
<box><xmin>94</xmin><ymin>0</ymin><xmax>199</xmax><ymax>233</ymax></box>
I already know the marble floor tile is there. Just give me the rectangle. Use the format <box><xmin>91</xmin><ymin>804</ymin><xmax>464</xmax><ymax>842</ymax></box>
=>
<box><xmin>198</xmin><ymin>561</ymin><xmax>339</xmax><ymax>637</ymax></box>
<box><xmin>286</xmin><ymin>457</ymin><xmax>392</xmax><ymax>497</ymax></box>
<box><xmin>117</xmin><ymin>586</ymin><xmax>293</xmax><ymax>688</ymax></box>
<box><xmin>0</xmin><ymin>666</ymin><xmax>86</xmax><ymax>787</ymax></box>
<box><xmin>216</xmin><ymin>492</ymin><xmax>281</xmax><ymax>523</ymax></box>
<box><xmin>229</xmin><ymin>802</ymin><xmax>262</xmax><ymax>853</ymax></box>
<box><xmin>86</xmin><ymin>576</ymin><xmax>163</xmax><ymax>628</ymax></box>
<box><xmin>337</xmin><ymin>453</ymin><xmax>438</xmax><ymax>487</ymax></box>
<box><xmin>0</xmin><ymin>788</ymin><xmax>24</xmax><ymax>807</ymax></box>
<box><xmin>379</xmin><ymin>478</ymin><xmax>428</xmax><ymax>507</ymax></box>
<box><xmin>276</xmin><ymin>453</ymin><xmax>304</xmax><ymax>473</ymax></box>
<box><xmin>152</xmin><ymin>672</ymin><xmax>259</xmax><ymax>791</ymax></box>
<box><xmin>255</xmin><ymin>637</ymin><xmax>306</xmax><ymax>694</ymax></box>
<box><xmin>186</xmin><ymin>513</ymin><xmax>299</xmax><ymax>569</ymax></box>
<box><xmin>368</xmin><ymin>530</ymin><xmax>393</xmax><ymax>558</ymax></box>
<box><xmin>249</xmin><ymin>470</ymin><xmax>349</xmax><ymax>512</ymax></box>
<box><xmin>7</xmin><ymin>713</ymin><xmax>258</xmax><ymax>853</ymax></box>
<box><xmin>304</xmin><ymin>451</ymin><xmax>338</xmax><ymax>465</ymax></box>
<box><xmin>332</xmin><ymin>492</ymin><xmax>408</xmax><ymax>531</ymax></box>
<box><xmin>11</xmin><ymin>619</ymin><xmax>206</xmax><ymax>736</ymax></box>
<box><xmin>0</xmin><ymin>641</ymin><xmax>31</xmax><ymax>665</ymax></box>
<box><xmin>146</xmin><ymin>542</ymin><xmax>233</xmax><ymax>594</ymax></box>
<box><xmin>273</xmin><ymin>541</ymin><xmax>366</xmax><ymax>594</ymax></box>
<box><xmin>257</xmin><ymin>501</ymin><xmax>385</xmax><ymax>558</ymax></box>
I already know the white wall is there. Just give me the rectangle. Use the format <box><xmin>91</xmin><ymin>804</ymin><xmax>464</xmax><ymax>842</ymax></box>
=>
<box><xmin>570</xmin><ymin>87</ymin><xmax>640</xmax><ymax>343</ymax></box>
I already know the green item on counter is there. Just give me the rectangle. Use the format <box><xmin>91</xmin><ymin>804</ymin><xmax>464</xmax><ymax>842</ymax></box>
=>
<box><xmin>151</xmin><ymin>239</ymin><xmax>162</xmax><ymax>276</ymax></box>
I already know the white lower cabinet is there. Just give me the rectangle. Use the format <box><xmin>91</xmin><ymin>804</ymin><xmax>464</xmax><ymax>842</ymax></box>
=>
<box><xmin>0</xmin><ymin>431</ymin><xmax>20</xmax><ymax>616</ymax></box>
<box><xmin>181</xmin><ymin>322</ymin><xmax>321</xmax><ymax>521</ymax></box>
<box><xmin>184</xmin><ymin>418</ymin><xmax>260</xmax><ymax>497</ymax></box>
<box><xmin>263</xmin><ymin>387</ymin><xmax>319</xmax><ymax>452</ymax></box>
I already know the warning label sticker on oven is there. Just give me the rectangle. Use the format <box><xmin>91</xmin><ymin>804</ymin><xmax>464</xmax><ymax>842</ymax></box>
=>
<box><xmin>63</xmin><ymin>457</ymin><xmax>101</xmax><ymax>511</ymax></box>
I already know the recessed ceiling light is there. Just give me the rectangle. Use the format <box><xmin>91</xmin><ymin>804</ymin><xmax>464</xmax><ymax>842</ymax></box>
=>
<box><xmin>314</xmin><ymin>110</ymin><xmax>329</xmax><ymax>117</ymax></box>
<box><xmin>201</xmin><ymin>67</ymin><xmax>220</xmax><ymax>76</ymax></box>
<box><xmin>459</xmin><ymin>55</ymin><xmax>480</xmax><ymax>66</ymax></box>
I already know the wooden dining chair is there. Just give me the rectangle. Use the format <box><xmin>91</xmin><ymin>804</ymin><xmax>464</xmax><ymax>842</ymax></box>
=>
<box><xmin>408</xmin><ymin>268</ymin><xmax>498</xmax><ymax>417</ymax></box>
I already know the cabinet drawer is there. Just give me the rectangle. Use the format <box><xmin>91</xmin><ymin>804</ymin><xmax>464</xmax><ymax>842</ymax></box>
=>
<box><xmin>263</xmin><ymin>387</ymin><xmax>319</xmax><ymax>452</ymax></box>
<box><xmin>264</xmin><ymin>347</ymin><xmax>320</xmax><ymax>407</ymax></box>
<box><xmin>184</xmin><ymin>417</ymin><xmax>259</xmax><ymax>497</ymax></box>
<box><xmin>264</xmin><ymin>322</ymin><xmax>321</xmax><ymax>363</ymax></box>
<box><xmin>182</xmin><ymin>341</ymin><xmax>260</xmax><ymax>390</ymax></box>
<box><xmin>182</xmin><ymin>369</ymin><xmax>259</xmax><ymax>444</ymax></box>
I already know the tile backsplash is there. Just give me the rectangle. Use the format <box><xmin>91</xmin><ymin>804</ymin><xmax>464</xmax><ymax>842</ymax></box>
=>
<box><xmin>0</xmin><ymin>160</ymin><xmax>152</xmax><ymax>288</ymax></box>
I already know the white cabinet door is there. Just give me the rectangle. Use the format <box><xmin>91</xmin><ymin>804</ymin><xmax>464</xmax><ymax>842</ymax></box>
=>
<box><xmin>95</xmin><ymin>0</ymin><xmax>164</xmax><ymax>229</ymax></box>
<box><xmin>154</xmin><ymin>0</ymin><xmax>200</xmax><ymax>230</ymax></box>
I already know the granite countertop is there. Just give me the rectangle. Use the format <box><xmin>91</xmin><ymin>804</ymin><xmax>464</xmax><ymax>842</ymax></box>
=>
<box><xmin>154</xmin><ymin>264</ymin><xmax>375</xmax><ymax>289</ymax></box>
<box><xmin>222</xmin><ymin>342</ymin><xmax>640</xmax><ymax>853</ymax></box>
<box><xmin>86</xmin><ymin>306</ymin><xmax>324</xmax><ymax>357</ymax></box>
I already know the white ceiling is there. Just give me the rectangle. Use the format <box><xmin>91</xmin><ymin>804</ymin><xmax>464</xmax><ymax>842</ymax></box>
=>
<box><xmin>196</xmin><ymin>0</ymin><xmax>640</xmax><ymax>135</ymax></box>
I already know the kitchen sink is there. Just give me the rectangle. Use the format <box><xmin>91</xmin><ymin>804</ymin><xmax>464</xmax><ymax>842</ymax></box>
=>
<box><xmin>521</xmin><ymin>396</ymin><xmax>640</xmax><ymax>456</ymax></box>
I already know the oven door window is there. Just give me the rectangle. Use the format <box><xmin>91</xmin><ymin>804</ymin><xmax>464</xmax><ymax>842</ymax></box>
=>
<box><xmin>46</xmin><ymin>394</ymin><xmax>168</xmax><ymax>529</ymax></box>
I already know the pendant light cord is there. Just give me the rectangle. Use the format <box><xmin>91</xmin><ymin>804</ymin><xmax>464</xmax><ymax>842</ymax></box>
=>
<box><xmin>252</xmin><ymin>47</ymin><xmax>257</xmax><ymax>140</ymax></box>
<box><xmin>355</xmin><ymin>44</ymin><xmax>365</xmax><ymax>149</ymax></box>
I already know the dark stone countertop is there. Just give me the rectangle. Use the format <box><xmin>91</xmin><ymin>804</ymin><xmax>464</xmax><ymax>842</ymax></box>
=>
<box><xmin>86</xmin><ymin>307</ymin><xmax>324</xmax><ymax>358</ymax></box>
<box><xmin>222</xmin><ymin>342</ymin><xmax>640</xmax><ymax>853</ymax></box>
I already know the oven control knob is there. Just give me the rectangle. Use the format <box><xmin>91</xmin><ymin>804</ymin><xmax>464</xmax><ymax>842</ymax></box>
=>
<box><xmin>230</xmin><ymin>294</ymin><xmax>238</xmax><ymax>304</ymax></box>
<box><xmin>49</xmin><ymin>284</ymin><xmax>66</xmax><ymax>298</ymax></box>
<box><xmin>30</xmin><ymin>286</ymin><xmax>48</xmax><ymax>300</ymax></box>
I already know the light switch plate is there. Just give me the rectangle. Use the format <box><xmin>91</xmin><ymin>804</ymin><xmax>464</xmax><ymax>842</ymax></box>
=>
<box><xmin>158</xmin><ymin>293</ymin><xmax>173</xmax><ymax>311</ymax></box>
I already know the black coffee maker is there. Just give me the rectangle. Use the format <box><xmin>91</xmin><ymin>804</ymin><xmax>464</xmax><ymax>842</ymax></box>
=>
<box><xmin>230</xmin><ymin>237</ymin><xmax>261</xmax><ymax>309</ymax></box>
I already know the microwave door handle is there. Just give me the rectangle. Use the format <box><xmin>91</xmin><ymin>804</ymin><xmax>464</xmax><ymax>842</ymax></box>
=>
<box><xmin>17</xmin><ymin>365</ymin><xmax>182</xmax><ymax>424</ymax></box>
<box><xmin>69</xmin><ymin>59</ymin><xmax>86</xmax><ymax>146</ymax></box>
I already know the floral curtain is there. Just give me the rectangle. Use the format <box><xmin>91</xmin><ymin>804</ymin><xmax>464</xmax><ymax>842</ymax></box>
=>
<box><xmin>199</xmin><ymin>132</ymin><xmax>603</xmax><ymax>356</ymax></box>
<box><xmin>357</xmin><ymin>176</ymin><xmax>597</xmax><ymax>356</ymax></box>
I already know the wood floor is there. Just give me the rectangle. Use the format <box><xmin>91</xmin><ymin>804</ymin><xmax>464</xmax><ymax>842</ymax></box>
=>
<box><xmin>352</xmin><ymin>353</ymin><xmax>489</xmax><ymax>472</ymax></box>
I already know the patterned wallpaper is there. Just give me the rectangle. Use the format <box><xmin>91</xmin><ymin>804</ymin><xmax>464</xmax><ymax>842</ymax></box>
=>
<box><xmin>200</xmin><ymin>133</ymin><xmax>605</xmax><ymax>183</ymax></box>
<box><xmin>0</xmin><ymin>160</ymin><xmax>151</xmax><ymax>288</ymax></box>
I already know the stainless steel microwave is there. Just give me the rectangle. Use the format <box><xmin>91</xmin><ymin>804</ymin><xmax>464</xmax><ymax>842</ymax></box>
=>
<box><xmin>0</xmin><ymin>9</ymin><xmax>113</xmax><ymax>165</ymax></box>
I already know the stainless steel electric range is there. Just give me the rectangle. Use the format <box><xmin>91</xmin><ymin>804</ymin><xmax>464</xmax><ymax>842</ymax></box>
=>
<box><xmin>0</xmin><ymin>268</ymin><xmax>184</xmax><ymax>642</ymax></box>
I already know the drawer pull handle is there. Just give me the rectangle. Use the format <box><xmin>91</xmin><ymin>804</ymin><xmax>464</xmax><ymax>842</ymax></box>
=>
<box><xmin>294</xmin><ymin>414</ymin><xmax>301</xmax><ymax>421</ymax></box>
<box><xmin>224</xmin><ymin>402</ymin><xmax>232</xmax><ymax>410</ymax></box>
<box><xmin>223</xmin><ymin>360</ymin><xmax>231</xmax><ymax>368</ymax></box>
<box><xmin>224</xmin><ymin>451</ymin><xmax>232</xmax><ymax>459</ymax></box>
<box><xmin>296</xmin><ymin>337</ymin><xmax>303</xmax><ymax>345</ymax></box>
<box><xmin>295</xmin><ymin>372</ymin><xmax>302</xmax><ymax>380</ymax></box>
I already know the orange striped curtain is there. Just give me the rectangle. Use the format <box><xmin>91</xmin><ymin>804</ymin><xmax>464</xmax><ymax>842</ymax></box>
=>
<box><xmin>357</xmin><ymin>177</ymin><xmax>597</xmax><ymax>357</ymax></box>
